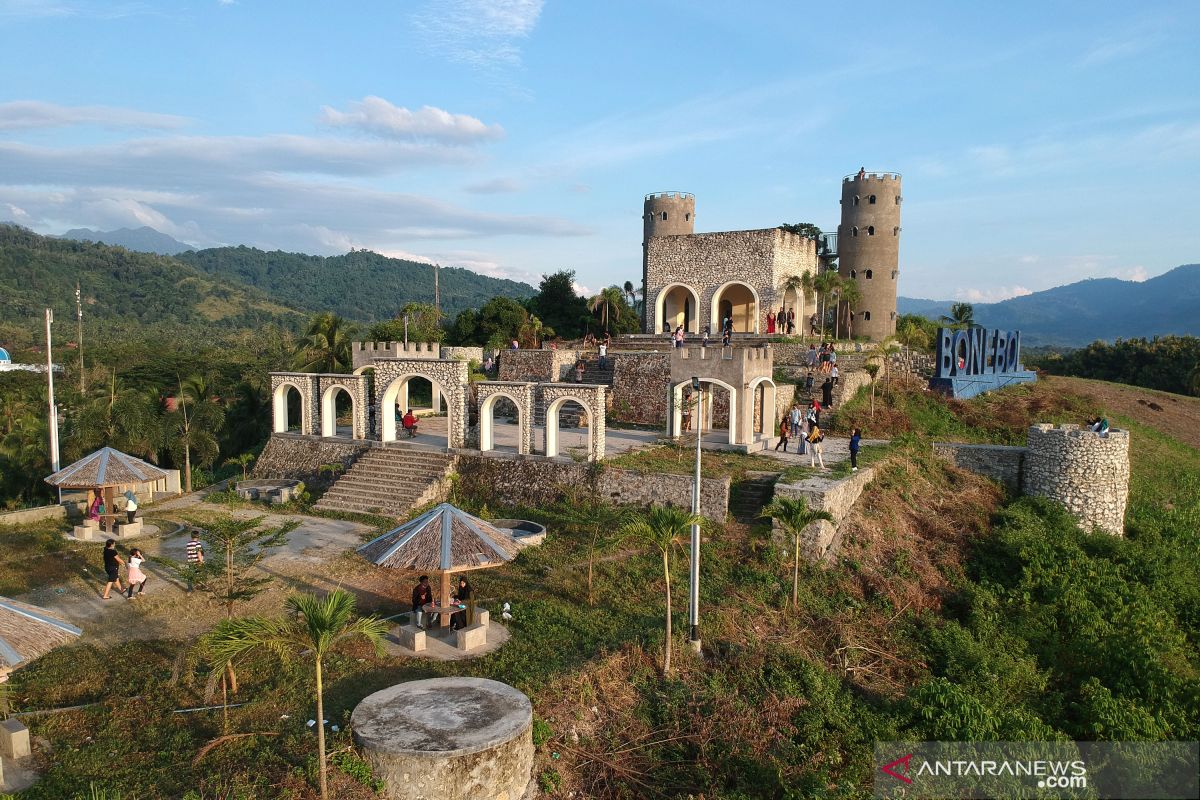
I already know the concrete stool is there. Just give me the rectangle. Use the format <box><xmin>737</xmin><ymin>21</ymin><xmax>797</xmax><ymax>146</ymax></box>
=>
<box><xmin>73</xmin><ymin>518</ymin><xmax>100</xmax><ymax>540</ymax></box>
<box><xmin>115</xmin><ymin>519</ymin><xmax>143</xmax><ymax>539</ymax></box>
<box><xmin>396</xmin><ymin>625</ymin><xmax>426</xmax><ymax>652</ymax></box>
<box><xmin>476</xmin><ymin>609</ymin><xmax>490</xmax><ymax>628</ymax></box>
<box><xmin>352</xmin><ymin>677</ymin><xmax>533</xmax><ymax>800</ymax></box>
<box><xmin>455</xmin><ymin>623</ymin><xmax>487</xmax><ymax>651</ymax></box>
<box><xmin>0</xmin><ymin>718</ymin><xmax>30</xmax><ymax>759</ymax></box>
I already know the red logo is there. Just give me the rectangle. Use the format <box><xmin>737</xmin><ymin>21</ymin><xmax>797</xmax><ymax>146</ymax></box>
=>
<box><xmin>881</xmin><ymin>754</ymin><xmax>914</xmax><ymax>784</ymax></box>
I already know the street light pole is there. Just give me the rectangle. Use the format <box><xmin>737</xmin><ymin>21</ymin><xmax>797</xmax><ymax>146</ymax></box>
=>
<box><xmin>403</xmin><ymin>314</ymin><xmax>409</xmax><ymax>347</ymax></box>
<box><xmin>689</xmin><ymin>375</ymin><xmax>702</xmax><ymax>653</ymax></box>
<box><xmin>45</xmin><ymin>309</ymin><xmax>60</xmax><ymax>473</ymax></box>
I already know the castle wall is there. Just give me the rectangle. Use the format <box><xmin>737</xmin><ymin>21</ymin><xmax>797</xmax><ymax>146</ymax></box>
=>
<box><xmin>931</xmin><ymin>443</ymin><xmax>1025</xmax><ymax>492</ymax></box>
<box><xmin>1022</xmin><ymin>424</ymin><xmax>1130</xmax><ymax>536</ymax></box>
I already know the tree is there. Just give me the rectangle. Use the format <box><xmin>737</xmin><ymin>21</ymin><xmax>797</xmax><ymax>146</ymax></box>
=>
<box><xmin>864</xmin><ymin>362</ymin><xmax>881</xmax><ymax>418</ymax></box>
<box><xmin>545</xmin><ymin>500</ymin><xmax>629</xmax><ymax>606</ymax></box>
<box><xmin>838</xmin><ymin>278</ymin><xmax>862</xmax><ymax>340</ymax></box>
<box><xmin>588</xmin><ymin>286</ymin><xmax>628</xmax><ymax>334</ymax></box>
<box><xmin>225</xmin><ymin>452</ymin><xmax>256</xmax><ymax>480</ymax></box>
<box><xmin>68</xmin><ymin>371</ymin><xmax>163</xmax><ymax>463</ymax></box>
<box><xmin>779</xmin><ymin>222</ymin><xmax>822</xmax><ymax>238</ymax></box>
<box><xmin>874</xmin><ymin>338</ymin><xmax>904</xmax><ymax>392</ymax></box>
<box><xmin>619</xmin><ymin>505</ymin><xmax>705</xmax><ymax>674</ymax></box>
<box><xmin>813</xmin><ymin>269</ymin><xmax>841</xmax><ymax>341</ymax></box>
<box><xmin>368</xmin><ymin>302</ymin><xmax>445</xmax><ymax>344</ymax></box>
<box><xmin>940</xmin><ymin>302</ymin><xmax>975</xmax><ymax>329</ymax></box>
<box><xmin>293</xmin><ymin>313</ymin><xmax>356</xmax><ymax>374</ymax></box>
<box><xmin>166</xmin><ymin>375</ymin><xmax>224</xmax><ymax>493</ymax></box>
<box><xmin>763</xmin><ymin>496</ymin><xmax>833</xmax><ymax>609</ymax></box>
<box><xmin>205</xmin><ymin>590</ymin><xmax>388</xmax><ymax>800</ymax></box>
<box><xmin>530</xmin><ymin>270</ymin><xmax>590</xmax><ymax>340</ymax></box>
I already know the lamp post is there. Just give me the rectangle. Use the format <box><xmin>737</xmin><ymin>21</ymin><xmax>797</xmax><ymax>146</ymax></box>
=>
<box><xmin>403</xmin><ymin>314</ymin><xmax>409</xmax><ymax>347</ymax></box>
<box><xmin>44</xmin><ymin>309</ymin><xmax>60</xmax><ymax>472</ymax></box>
<box><xmin>688</xmin><ymin>375</ymin><xmax>702</xmax><ymax>653</ymax></box>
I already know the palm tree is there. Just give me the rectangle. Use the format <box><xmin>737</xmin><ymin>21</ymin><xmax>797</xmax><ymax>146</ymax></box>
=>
<box><xmin>813</xmin><ymin>269</ymin><xmax>841</xmax><ymax>341</ymax></box>
<box><xmin>545</xmin><ymin>500</ymin><xmax>629</xmax><ymax>606</ymax></box>
<box><xmin>763</xmin><ymin>497</ymin><xmax>833</xmax><ymax>609</ymax></box>
<box><xmin>293</xmin><ymin>313</ymin><xmax>355</xmax><ymax>374</ymax></box>
<box><xmin>778</xmin><ymin>272</ymin><xmax>816</xmax><ymax>339</ymax></box>
<box><xmin>69</xmin><ymin>371</ymin><xmax>162</xmax><ymax>463</ymax></box>
<box><xmin>588</xmin><ymin>286</ymin><xmax>627</xmax><ymax>333</ymax></box>
<box><xmin>875</xmin><ymin>338</ymin><xmax>904</xmax><ymax>392</ymax></box>
<box><xmin>225</xmin><ymin>452</ymin><xmax>256</xmax><ymax>480</ymax></box>
<box><xmin>205</xmin><ymin>590</ymin><xmax>388</xmax><ymax>800</ymax></box>
<box><xmin>167</xmin><ymin>375</ymin><xmax>224</xmax><ymax>493</ymax></box>
<box><xmin>619</xmin><ymin>505</ymin><xmax>704</xmax><ymax>674</ymax></box>
<box><xmin>940</xmin><ymin>302</ymin><xmax>975</xmax><ymax>330</ymax></box>
<box><xmin>838</xmin><ymin>278</ymin><xmax>862</xmax><ymax>340</ymax></box>
<box><xmin>864</xmin><ymin>362</ymin><xmax>881</xmax><ymax>418</ymax></box>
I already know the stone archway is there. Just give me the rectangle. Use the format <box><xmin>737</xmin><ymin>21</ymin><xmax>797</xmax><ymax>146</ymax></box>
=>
<box><xmin>654</xmin><ymin>283</ymin><xmax>700</xmax><ymax>334</ymax></box>
<box><xmin>374</xmin><ymin>358</ymin><xmax>469</xmax><ymax>448</ymax></box>
<box><xmin>539</xmin><ymin>384</ymin><xmax>606</xmax><ymax>461</ymax></box>
<box><xmin>749</xmin><ymin>376</ymin><xmax>776</xmax><ymax>440</ymax></box>
<box><xmin>317</xmin><ymin>374</ymin><xmax>370</xmax><ymax>440</ymax></box>
<box><xmin>711</xmin><ymin>281</ymin><xmax>760</xmax><ymax>334</ymax></box>
<box><xmin>270</xmin><ymin>373</ymin><xmax>318</xmax><ymax>435</ymax></box>
<box><xmin>477</xmin><ymin>382</ymin><xmax>535</xmax><ymax>454</ymax></box>
<box><xmin>669</xmin><ymin>377</ymin><xmax>738</xmax><ymax>445</ymax></box>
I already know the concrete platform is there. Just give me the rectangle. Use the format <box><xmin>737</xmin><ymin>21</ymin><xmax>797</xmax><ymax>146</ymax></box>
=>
<box><xmin>382</xmin><ymin>619</ymin><xmax>509</xmax><ymax>661</ymax></box>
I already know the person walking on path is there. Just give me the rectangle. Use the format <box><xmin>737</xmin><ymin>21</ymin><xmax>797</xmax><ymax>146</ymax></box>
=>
<box><xmin>101</xmin><ymin>539</ymin><xmax>125</xmax><ymax>600</ymax></box>
<box><xmin>807</xmin><ymin>400</ymin><xmax>820</xmax><ymax>430</ymax></box>
<box><xmin>806</xmin><ymin>425</ymin><xmax>826</xmax><ymax>469</ymax></box>
<box><xmin>185</xmin><ymin>530</ymin><xmax>204</xmax><ymax>591</ymax></box>
<box><xmin>598</xmin><ymin>340</ymin><xmax>609</xmax><ymax>369</ymax></box>
<box><xmin>831</xmin><ymin>364</ymin><xmax>840</xmax><ymax>387</ymax></box>
<box><xmin>126</xmin><ymin>547</ymin><xmax>148</xmax><ymax>599</ymax></box>
<box><xmin>849</xmin><ymin>428</ymin><xmax>862</xmax><ymax>472</ymax></box>
<box><xmin>822</xmin><ymin>378</ymin><xmax>834</xmax><ymax>409</ymax></box>
<box><xmin>789</xmin><ymin>403</ymin><xmax>802</xmax><ymax>440</ymax></box>
<box><xmin>774</xmin><ymin>415</ymin><xmax>790</xmax><ymax>452</ymax></box>
<box><xmin>123</xmin><ymin>490</ymin><xmax>138</xmax><ymax>524</ymax></box>
<box><xmin>798</xmin><ymin>408</ymin><xmax>809</xmax><ymax>455</ymax></box>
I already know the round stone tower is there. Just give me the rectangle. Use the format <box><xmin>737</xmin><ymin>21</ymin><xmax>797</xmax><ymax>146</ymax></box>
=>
<box><xmin>1021</xmin><ymin>423</ymin><xmax>1131</xmax><ymax>536</ymax></box>
<box><xmin>837</xmin><ymin>171</ymin><xmax>901</xmax><ymax>340</ymax></box>
<box><xmin>642</xmin><ymin>192</ymin><xmax>696</xmax><ymax>330</ymax></box>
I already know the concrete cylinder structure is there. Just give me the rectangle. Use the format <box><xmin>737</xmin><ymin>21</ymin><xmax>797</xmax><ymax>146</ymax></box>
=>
<box><xmin>352</xmin><ymin>677</ymin><xmax>534</xmax><ymax>800</ymax></box>
<box><xmin>837</xmin><ymin>171</ymin><xmax>902</xmax><ymax>340</ymax></box>
<box><xmin>1021</xmin><ymin>423</ymin><xmax>1130</xmax><ymax>536</ymax></box>
<box><xmin>642</xmin><ymin>192</ymin><xmax>696</xmax><ymax>330</ymax></box>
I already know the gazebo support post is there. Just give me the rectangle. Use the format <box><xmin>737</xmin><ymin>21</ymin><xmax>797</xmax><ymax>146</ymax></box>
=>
<box><xmin>440</xmin><ymin>571</ymin><xmax>452</xmax><ymax>628</ymax></box>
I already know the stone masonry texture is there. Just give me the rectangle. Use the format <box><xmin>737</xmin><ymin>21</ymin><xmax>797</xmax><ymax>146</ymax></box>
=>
<box><xmin>1022</xmin><ymin>424</ymin><xmax>1130</xmax><ymax>536</ymax></box>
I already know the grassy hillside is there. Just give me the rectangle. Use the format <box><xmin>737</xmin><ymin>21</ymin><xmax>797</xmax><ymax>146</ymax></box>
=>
<box><xmin>178</xmin><ymin>245</ymin><xmax>536</xmax><ymax>323</ymax></box>
<box><xmin>0</xmin><ymin>224</ymin><xmax>304</xmax><ymax>341</ymax></box>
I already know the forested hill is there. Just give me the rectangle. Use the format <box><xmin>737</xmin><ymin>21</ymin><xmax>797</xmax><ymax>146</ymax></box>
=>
<box><xmin>177</xmin><ymin>246</ymin><xmax>535</xmax><ymax>322</ymax></box>
<box><xmin>0</xmin><ymin>224</ymin><xmax>304</xmax><ymax>339</ymax></box>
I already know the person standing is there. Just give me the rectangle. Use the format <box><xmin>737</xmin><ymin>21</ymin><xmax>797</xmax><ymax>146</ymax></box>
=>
<box><xmin>806</xmin><ymin>344</ymin><xmax>818</xmax><ymax>369</ymax></box>
<box><xmin>786</xmin><ymin>308</ymin><xmax>796</xmax><ymax>334</ymax></box>
<box><xmin>123</xmin><ymin>490</ymin><xmax>138</xmax><ymax>524</ymax></box>
<box><xmin>809</xmin><ymin>313</ymin><xmax>819</xmax><ymax>336</ymax></box>
<box><xmin>805</xmin><ymin>371</ymin><xmax>815</xmax><ymax>394</ymax></box>
<box><xmin>575</xmin><ymin>360</ymin><xmax>585</xmax><ymax>383</ymax></box>
<box><xmin>831</xmin><ymin>364</ymin><xmax>840</xmax><ymax>387</ymax></box>
<box><xmin>774</xmin><ymin>415</ymin><xmax>790</xmax><ymax>452</ymax></box>
<box><xmin>412</xmin><ymin>575</ymin><xmax>434</xmax><ymax>629</ymax></box>
<box><xmin>797</xmin><ymin>407</ymin><xmax>809</xmax><ymax>455</ymax></box>
<box><xmin>681</xmin><ymin>391</ymin><xmax>693</xmax><ymax>433</ymax></box>
<box><xmin>101</xmin><ymin>539</ymin><xmax>124</xmax><ymax>600</ymax></box>
<box><xmin>674</xmin><ymin>326</ymin><xmax>685</xmax><ymax>349</ymax></box>
<box><xmin>702</xmin><ymin>324</ymin><xmax>711</xmax><ymax>348</ymax></box>
<box><xmin>766</xmin><ymin>310</ymin><xmax>776</xmax><ymax>334</ymax></box>
<box><xmin>806</xmin><ymin>424</ymin><xmax>826</xmax><ymax>469</ymax></box>
<box><xmin>126</xmin><ymin>547</ymin><xmax>148</xmax><ymax>599</ymax></box>
<box><xmin>849</xmin><ymin>428</ymin><xmax>862</xmax><ymax>472</ymax></box>
<box><xmin>789</xmin><ymin>403</ymin><xmax>802</xmax><ymax>440</ymax></box>
<box><xmin>185</xmin><ymin>530</ymin><xmax>204</xmax><ymax>591</ymax></box>
<box><xmin>822</xmin><ymin>377</ymin><xmax>834</xmax><ymax>409</ymax></box>
<box><xmin>598</xmin><ymin>340</ymin><xmax>608</xmax><ymax>369</ymax></box>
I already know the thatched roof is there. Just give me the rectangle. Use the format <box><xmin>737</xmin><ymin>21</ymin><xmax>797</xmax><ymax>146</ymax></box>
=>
<box><xmin>0</xmin><ymin>597</ymin><xmax>82</xmax><ymax>669</ymax></box>
<box><xmin>45</xmin><ymin>446</ymin><xmax>169</xmax><ymax>489</ymax></box>
<box><xmin>358</xmin><ymin>503</ymin><xmax>522</xmax><ymax>573</ymax></box>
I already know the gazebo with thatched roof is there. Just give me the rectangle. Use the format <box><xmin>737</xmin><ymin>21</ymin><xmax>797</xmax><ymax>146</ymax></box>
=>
<box><xmin>358</xmin><ymin>503</ymin><xmax>521</xmax><ymax>628</ymax></box>
<box><xmin>0</xmin><ymin>597</ymin><xmax>82</xmax><ymax>680</ymax></box>
<box><xmin>45</xmin><ymin>447</ymin><xmax>169</xmax><ymax>536</ymax></box>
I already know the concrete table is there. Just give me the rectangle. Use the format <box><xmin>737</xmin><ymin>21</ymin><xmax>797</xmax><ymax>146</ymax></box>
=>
<box><xmin>351</xmin><ymin>677</ymin><xmax>534</xmax><ymax>800</ymax></box>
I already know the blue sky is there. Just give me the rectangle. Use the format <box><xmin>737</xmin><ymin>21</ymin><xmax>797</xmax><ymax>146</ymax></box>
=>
<box><xmin>1</xmin><ymin>0</ymin><xmax>1198</xmax><ymax>302</ymax></box>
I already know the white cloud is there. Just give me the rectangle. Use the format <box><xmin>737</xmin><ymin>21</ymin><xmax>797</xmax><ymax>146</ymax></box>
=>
<box><xmin>320</xmin><ymin>97</ymin><xmax>503</xmax><ymax>143</ymax></box>
<box><xmin>954</xmin><ymin>285</ymin><xmax>1034</xmax><ymax>303</ymax></box>
<box><xmin>0</xmin><ymin>100</ymin><xmax>188</xmax><ymax>131</ymax></box>
<box><xmin>1123</xmin><ymin>265</ymin><xmax>1149</xmax><ymax>282</ymax></box>
<box><xmin>1077</xmin><ymin>34</ymin><xmax>1156</xmax><ymax>68</ymax></box>
<box><xmin>464</xmin><ymin>177</ymin><xmax>522</xmax><ymax>194</ymax></box>
<box><xmin>412</xmin><ymin>0</ymin><xmax>544</xmax><ymax>70</ymax></box>
<box><xmin>572</xmin><ymin>281</ymin><xmax>593</xmax><ymax>298</ymax></box>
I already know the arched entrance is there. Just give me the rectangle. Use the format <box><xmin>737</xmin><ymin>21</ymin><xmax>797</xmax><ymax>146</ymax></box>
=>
<box><xmin>544</xmin><ymin>396</ymin><xmax>593</xmax><ymax>459</ymax></box>
<box><xmin>711</xmin><ymin>282</ymin><xmax>759</xmax><ymax>334</ymax></box>
<box><xmin>669</xmin><ymin>377</ymin><xmax>739</xmax><ymax>445</ymax></box>
<box><xmin>320</xmin><ymin>385</ymin><xmax>356</xmax><ymax>438</ymax></box>
<box><xmin>655</xmin><ymin>283</ymin><xmax>700</xmax><ymax>334</ymax></box>
<box><xmin>272</xmin><ymin>383</ymin><xmax>303</xmax><ymax>433</ymax></box>
<box><xmin>479</xmin><ymin>392</ymin><xmax>525</xmax><ymax>453</ymax></box>
<box><xmin>749</xmin><ymin>376</ymin><xmax>776</xmax><ymax>440</ymax></box>
<box><xmin>379</xmin><ymin>374</ymin><xmax>453</xmax><ymax>445</ymax></box>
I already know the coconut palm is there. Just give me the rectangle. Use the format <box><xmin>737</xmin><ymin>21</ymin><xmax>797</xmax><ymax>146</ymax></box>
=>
<box><xmin>763</xmin><ymin>496</ymin><xmax>834</xmax><ymax>609</ymax></box>
<box><xmin>864</xmin><ymin>362</ymin><xmax>881</xmax><ymax>418</ymax></box>
<box><xmin>875</xmin><ymin>338</ymin><xmax>904</xmax><ymax>392</ymax></box>
<box><xmin>205</xmin><ymin>590</ymin><xmax>388</xmax><ymax>800</ymax></box>
<box><xmin>837</xmin><ymin>277</ymin><xmax>862</xmax><ymax>340</ymax></box>
<box><xmin>293</xmin><ymin>312</ymin><xmax>356</xmax><ymax>374</ymax></box>
<box><xmin>940</xmin><ymin>302</ymin><xmax>975</xmax><ymax>330</ymax></box>
<box><xmin>813</xmin><ymin>269</ymin><xmax>841</xmax><ymax>341</ymax></box>
<box><xmin>619</xmin><ymin>505</ymin><xmax>705</xmax><ymax>674</ymax></box>
<box><xmin>545</xmin><ymin>500</ymin><xmax>629</xmax><ymax>606</ymax></box>
<box><xmin>166</xmin><ymin>375</ymin><xmax>224</xmax><ymax>493</ymax></box>
<box><xmin>588</xmin><ymin>286</ymin><xmax>627</xmax><ymax>333</ymax></box>
<box><xmin>69</xmin><ymin>372</ymin><xmax>162</xmax><ymax>463</ymax></box>
<box><xmin>225</xmin><ymin>452</ymin><xmax>256</xmax><ymax>480</ymax></box>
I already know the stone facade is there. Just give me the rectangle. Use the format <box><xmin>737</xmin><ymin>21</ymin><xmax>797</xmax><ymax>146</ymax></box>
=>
<box><xmin>1022</xmin><ymin>424</ymin><xmax>1130</xmax><ymax>536</ymax></box>
<box><xmin>270</xmin><ymin>373</ymin><xmax>319</xmax><ymax>435</ymax></box>
<box><xmin>351</xmin><ymin>341</ymin><xmax>441</xmax><ymax>371</ymax></box>
<box><xmin>774</xmin><ymin>467</ymin><xmax>878</xmax><ymax>562</ymax></box>
<box><xmin>644</xmin><ymin>227</ymin><xmax>818</xmax><ymax>334</ymax></box>
<box><xmin>440</xmin><ymin>346</ymin><xmax>484</xmax><ymax>363</ymax></box>
<box><xmin>838</xmin><ymin>172</ymin><xmax>902</xmax><ymax>340</ymax></box>
<box><xmin>455</xmin><ymin>453</ymin><xmax>730</xmax><ymax>522</ymax></box>
<box><xmin>609</xmin><ymin>352</ymin><xmax>670</xmax><ymax>424</ymax></box>
<box><xmin>931</xmin><ymin>443</ymin><xmax>1025</xmax><ymax>492</ymax></box>
<box><xmin>253</xmin><ymin>434</ymin><xmax>371</xmax><ymax>486</ymax></box>
<box><xmin>317</xmin><ymin>373</ymin><xmax>370</xmax><ymax>439</ymax></box>
<box><xmin>374</xmin><ymin>358</ymin><xmax>470</xmax><ymax>447</ymax></box>
<box><xmin>476</xmin><ymin>382</ymin><xmax>536</xmax><ymax>454</ymax></box>
<box><xmin>496</xmin><ymin>348</ymin><xmax>579</xmax><ymax>383</ymax></box>
<box><xmin>668</xmin><ymin>345</ymin><xmax>775</xmax><ymax>447</ymax></box>
<box><xmin>539</xmin><ymin>384</ymin><xmax>606</xmax><ymax>460</ymax></box>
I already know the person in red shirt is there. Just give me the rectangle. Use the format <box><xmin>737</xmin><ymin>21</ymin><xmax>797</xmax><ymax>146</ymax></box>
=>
<box><xmin>402</xmin><ymin>410</ymin><xmax>418</xmax><ymax>437</ymax></box>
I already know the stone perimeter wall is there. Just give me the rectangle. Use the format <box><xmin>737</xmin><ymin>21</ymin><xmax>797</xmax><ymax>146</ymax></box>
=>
<box><xmin>931</xmin><ymin>443</ymin><xmax>1026</xmax><ymax>492</ymax></box>
<box><xmin>254</xmin><ymin>434</ymin><xmax>371</xmax><ymax>486</ymax></box>
<box><xmin>773</xmin><ymin>467</ymin><xmax>877</xmax><ymax>562</ymax></box>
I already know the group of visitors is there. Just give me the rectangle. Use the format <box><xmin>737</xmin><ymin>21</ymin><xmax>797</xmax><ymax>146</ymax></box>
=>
<box><xmin>86</xmin><ymin>490</ymin><xmax>139</xmax><ymax>533</ymax></box>
<box><xmin>411</xmin><ymin>574</ymin><xmax>475</xmax><ymax>631</ymax></box>
<box><xmin>1086</xmin><ymin>416</ymin><xmax>1111</xmax><ymax>438</ymax></box>
<box><xmin>99</xmin><ymin>529</ymin><xmax>206</xmax><ymax>600</ymax></box>
<box><xmin>806</xmin><ymin>343</ymin><xmax>838</xmax><ymax>376</ymax></box>
<box><xmin>773</xmin><ymin>401</ymin><xmax>863</xmax><ymax>472</ymax></box>
<box><xmin>766</xmin><ymin>306</ymin><xmax>796</xmax><ymax>335</ymax></box>
<box><xmin>397</xmin><ymin>409</ymin><xmax>418</xmax><ymax>437</ymax></box>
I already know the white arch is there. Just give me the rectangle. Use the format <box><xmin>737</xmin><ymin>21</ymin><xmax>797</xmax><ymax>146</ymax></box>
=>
<box><xmin>272</xmin><ymin>382</ymin><xmax>303</xmax><ymax>434</ymax></box>
<box><xmin>479</xmin><ymin>391</ymin><xmax>524</xmax><ymax>453</ymax></box>
<box><xmin>380</xmin><ymin>374</ymin><xmax>453</xmax><ymax>444</ymax></box>
<box><xmin>748</xmin><ymin>376</ymin><xmax>777</xmax><ymax>441</ymax></box>
<box><xmin>710</xmin><ymin>281</ymin><xmax>761</xmax><ymax>335</ymax></box>
<box><xmin>669</xmin><ymin>377</ymin><xmax>739</xmax><ymax>445</ymax></box>
<box><xmin>544</xmin><ymin>396</ymin><xmax>593</xmax><ymax>458</ymax></box>
<box><xmin>654</xmin><ymin>283</ymin><xmax>701</xmax><ymax>334</ymax></box>
<box><xmin>320</xmin><ymin>384</ymin><xmax>357</xmax><ymax>438</ymax></box>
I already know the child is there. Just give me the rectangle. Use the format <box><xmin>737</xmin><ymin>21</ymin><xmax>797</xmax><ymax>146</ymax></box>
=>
<box><xmin>849</xmin><ymin>427</ymin><xmax>862</xmax><ymax>472</ymax></box>
<box><xmin>807</xmin><ymin>424</ymin><xmax>826</xmax><ymax>469</ymax></box>
<box><xmin>805</xmin><ymin>371</ymin><xmax>815</xmax><ymax>393</ymax></box>
<box><xmin>774</xmin><ymin>415</ymin><xmax>790</xmax><ymax>452</ymax></box>
<box><xmin>126</xmin><ymin>547</ymin><xmax>148</xmax><ymax>599</ymax></box>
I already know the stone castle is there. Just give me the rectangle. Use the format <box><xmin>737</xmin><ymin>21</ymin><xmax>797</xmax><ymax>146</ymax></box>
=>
<box><xmin>641</xmin><ymin>170</ymin><xmax>903</xmax><ymax>341</ymax></box>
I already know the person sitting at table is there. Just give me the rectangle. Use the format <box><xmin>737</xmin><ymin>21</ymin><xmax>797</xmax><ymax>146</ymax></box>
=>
<box><xmin>450</xmin><ymin>576</ymin><xmax>473</xmax><ymax>631</ymax></box>
<box><xmin>412</xmin><ymin>575</ymin><xmax>434</xmax><ymax>629</ymax></box>
<box><xmin>87</xmin><ymin>495</ymin><xmax>101</xmax><ymax>521</ymax></box>
<box><xmin>97</xmin><ymin>498</ymin><xmax>108</xmax><ymax>531</ymax></box>
<box><xmin>402</xmin><ymin>409</ymin><xmax>418</xmax><ymax>437</ymax></box>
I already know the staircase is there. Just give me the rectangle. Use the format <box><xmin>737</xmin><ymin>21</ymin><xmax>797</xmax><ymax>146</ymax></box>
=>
<box><xmin>314</xmin><ymin>448</ymin><xmax>454</xmax><ymax>517</ymax></box>
<box><xmin>729</xmin><ymin>471</ymin><xmax>779</xmax><ymax>523</ymax></box>
<box><xmin>532</xmin><ymin>357</ymin><xmax>612</xmax><ymax>425</ymax></box>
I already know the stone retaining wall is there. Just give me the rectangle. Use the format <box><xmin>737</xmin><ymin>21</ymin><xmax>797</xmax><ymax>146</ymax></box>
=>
<box><xmin>254</xmin><ymin>434</ymin><xmax>371</xmax><ymax>485</ymax></box>
<box><xmin>774</xmin><ymin>467</ymin><xmax>877</xmax><ymax>562</ymax></box>
<box><xmin>931</xmin><ymin>442</ymin><xmax>1025</xmax><ymax>491</ymax></box>
<box><xmin>609</xmin><ymin>352</ymin><xmax>670</xmax><ymax>423</ymax></box>
<box><xmin>1023</xmin><ymin>424</ymin><xmax>1130</xmax><ymax>536</ymax></box>
<box><xmin>0</xmin><ymin>504</ymin><xmax>67</xmax><ymax>527</ymax></box>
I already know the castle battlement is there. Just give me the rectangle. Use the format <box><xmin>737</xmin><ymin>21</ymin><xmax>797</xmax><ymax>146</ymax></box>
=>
<box><xmin>1023</xmin><ymin>423</ymin><xmax>1130</xmax><ymax>536</ymax></box>
<box><xmin>1027</xmin><ymin>422</ymin><xmax>1130</xmax><ymax>443</ymax></box>
<box><xmin>644</xmin><ymin>191</ymin><xmax>694</xmax><ymax>201</ymax></box>
<box><xmin>843</xmin><ymin>172</ymin><xmax>902</xmax><ymax>183</ymax></box>
<box><xmin>352</xmin><ymin>341</ymin><xmax>441</xmax><ymax>369</ymax></box>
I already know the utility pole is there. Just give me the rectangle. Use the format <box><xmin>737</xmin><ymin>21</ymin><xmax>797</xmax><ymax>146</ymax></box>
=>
<box><xmin>433</xmin><ymin>262</ymin><xmax>441</xmax><ymax>317</ymax></box>
<box><xmin>45</xmin><ymin>309</ymin><xmax>60</xmax><ymax>473</ymax></box>
<box><xmin>76</xmin><ymin>281</ymin><xmax>85</xmax><ymax>393</ymax></box>
<box><xmin>688</xmin><ymin>375</ymin><xmax>703</xmax><ymax>653</ymax></box>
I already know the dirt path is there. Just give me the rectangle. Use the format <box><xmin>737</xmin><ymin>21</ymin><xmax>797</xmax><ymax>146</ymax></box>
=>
<box><xmin>1048</xmin><ymin>376</ymin><xmax>1200</xmax><ymax>448</ymax></box>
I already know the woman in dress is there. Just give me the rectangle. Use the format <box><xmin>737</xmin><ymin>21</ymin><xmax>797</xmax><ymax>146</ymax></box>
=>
<box><xmin>126</xmin><ymin>547</ymin><xmax>148</xmax><ymax>599</ymax></box>
<box><xmin>766</xmin><ymin>310</ymin><xmax>776</xmax><ymax>334</ymax></box>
